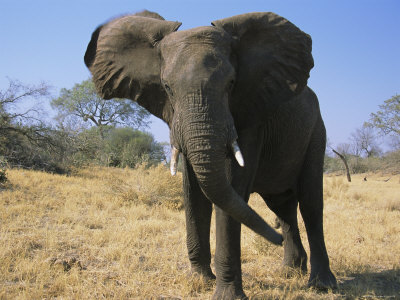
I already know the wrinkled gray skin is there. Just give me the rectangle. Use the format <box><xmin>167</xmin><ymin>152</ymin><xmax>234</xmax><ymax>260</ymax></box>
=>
<box><xmin>85</xmin><ymin>10</ymin><xmax>337</xmax><ymax>299</ymax></box>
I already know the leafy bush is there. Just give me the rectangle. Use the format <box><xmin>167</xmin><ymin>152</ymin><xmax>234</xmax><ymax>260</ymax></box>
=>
<box><xmin>0</xmin><ymin>169</ymin><xmax>7</xmax><ymax>184</ymax></box>
<box><xmin>0</xmin><ymin>156</ymin><xmax>7</xmax><ymax>184</ymax></box>
<box><xmin>324</xmin><ymin>155</ymin><xmax>341</xmax><ymax>173</ymax></box>
<box><xmin>52</xmin><ymin>126</ymin><xmax>166</xmax><ymax>170</ymax></box>
<box><xmin>344</xmin><ymin>156</ymin><xmax>380</xmax><ymax>174</ymax></box>
<box><xmin>0</xmin><ymin>126</ymin><xmax>69</xmax><ymax>173</ymax></box>
<box><xmin>0</xmin><ymin>79</ymin><xmax>70</xmax><ymax>173</ymax></box>
<box><xmin>103</xmin><ymin>127</ymin><xmax>165</xmax><ymax>168</ymax></box>
<box><xmin>382</xmin><ymin>150</ymin><xmax>400</xmax><ymax>173</ymax></box>
<box><xmin>324</xmin><ymin>151</ymin><xmax>400</xmax><ymax>175</ymax></box>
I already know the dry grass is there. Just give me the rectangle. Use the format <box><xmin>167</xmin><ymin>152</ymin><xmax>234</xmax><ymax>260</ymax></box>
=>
<box><xmin>0</xmin><ymin>167</ymin><xmax>399</xmax><ymax>299</ymax></box>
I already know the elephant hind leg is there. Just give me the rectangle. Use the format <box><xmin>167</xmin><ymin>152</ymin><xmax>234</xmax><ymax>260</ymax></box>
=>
<box><xmin>261</xmin><ymin>191</ymin><xmax>307</xmax><ymax>273</ymax></box>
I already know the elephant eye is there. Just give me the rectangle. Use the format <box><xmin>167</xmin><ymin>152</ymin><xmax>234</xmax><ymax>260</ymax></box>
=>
<box><xmin>164</xmin><ymin>83</ymin><xmax>173</xmax><ymax>96</ymax></box>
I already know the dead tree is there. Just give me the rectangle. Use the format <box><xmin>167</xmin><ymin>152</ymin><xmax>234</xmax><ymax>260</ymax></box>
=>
<box><xmin>332</xmin><ymin>149</ymin><xmax>352</xmax><ymax>182</ymax></box>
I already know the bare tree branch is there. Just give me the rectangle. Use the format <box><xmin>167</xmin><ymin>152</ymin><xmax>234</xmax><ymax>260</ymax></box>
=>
<box><xmin>331</xmin><ymin>148</ymin><xmax>352</xmax><ymax>182</ymax></box>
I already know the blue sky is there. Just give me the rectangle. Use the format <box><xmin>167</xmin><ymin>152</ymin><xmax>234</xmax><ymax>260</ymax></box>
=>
<box><xmin>1</xmin><ymin>0</ymin><xmax>399</xmax><ymax>148</ymax></box>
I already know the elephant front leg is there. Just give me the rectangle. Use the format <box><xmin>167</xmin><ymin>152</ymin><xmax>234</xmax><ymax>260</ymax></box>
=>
<box><xmin>213</xmin><ymin>207</ymin><xmax>245</xmax><ymax>299</ymax></box>
<box><xmin>182</xmin><ymin>158</ymin><xmax>215</xmax><ymax>280</ymax></box>
<box><xmin>212</xmin><ymin>127</ymin><xmax>264</xmax><ymax>299</ymax></box>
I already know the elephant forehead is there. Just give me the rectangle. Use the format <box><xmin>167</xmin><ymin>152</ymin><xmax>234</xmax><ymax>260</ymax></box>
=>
<box><xmin>162</xmin><ymin>26</ymin><xmax>231</xmax><ymax>47</ymax></box>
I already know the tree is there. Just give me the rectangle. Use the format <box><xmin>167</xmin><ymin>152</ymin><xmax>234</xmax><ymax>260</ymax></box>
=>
<box><xmin>350</xmin><ymin>126</ymin><xmax>381</xmax><ymax>157</ymax></box>
<box><xmin>0</xmin><ymin>79</ymin><xmax>66</xmax><ymax>172</ymax></box>
<box><xmin>51</xmin><ymin>79</ymin><xmax>150</xmax><ymax>138</ymax></box>
<box><xmin>366</xmin><ymin>94</ymin><xmax>400</xmax><ymax>138</ymax></box>
<box><xmin>336</xmin><ymin>143</ymin><xmax>354</xmax><ymax>157</ymax></box>
<box><xmin>0</xmin><ymin>78</ymin><xmax>51</xmax><ymax>142</ymax></box>
<box><xmin>331</xmin><ymin>146</ymin><xmax>352</xmax><ymax>182</ymax></box>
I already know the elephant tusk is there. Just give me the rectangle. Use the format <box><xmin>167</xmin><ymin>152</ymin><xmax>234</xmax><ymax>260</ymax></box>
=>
<box><xmin>232</xmin><ymin>141</ymin><xmax>245</xmax><ymax>167</ymax></box>
<box><xmin>170</xmin><ymin>146</ymin><xmax>180</xmax><ymax>176</ymax></box>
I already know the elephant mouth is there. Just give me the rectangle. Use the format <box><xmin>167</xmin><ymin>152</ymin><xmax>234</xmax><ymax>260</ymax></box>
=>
<box><xmin>170</xmin><ymin>140</ymin><xmax>244</xmax><ymax>176</ymax></box>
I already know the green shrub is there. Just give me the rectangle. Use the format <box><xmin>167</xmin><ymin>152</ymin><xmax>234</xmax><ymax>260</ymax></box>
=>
<box><xmin>383</xmin><ymin>150</ymin><xmax>400</xmax><ymax>173</ymax></box>
<box><xmin>325</xmin><ymin>151</ymin><xmax>399</xmax><ymax>175</ymax></box>
<box><xmin>0</xmin><ymin>169</ymin><xmax>7</xmax><ymax>183</ymax></box>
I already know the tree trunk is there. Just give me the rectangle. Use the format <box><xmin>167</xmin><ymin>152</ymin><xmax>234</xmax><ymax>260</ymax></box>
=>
<box><xmin>332</xmin><ymin>149</ymin><xmax>351</xmax><ymax>182</ymax></box>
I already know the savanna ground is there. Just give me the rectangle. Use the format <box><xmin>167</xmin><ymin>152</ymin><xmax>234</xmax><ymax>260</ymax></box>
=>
<box><xmin>0</xmin><ymin>165</ymin><xmax>399</xmax><ymax>299</ymax></box>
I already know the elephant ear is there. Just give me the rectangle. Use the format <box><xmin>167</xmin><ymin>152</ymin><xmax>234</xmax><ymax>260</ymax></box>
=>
<box><xmin>84</xmin><ymin>11</ymin><xmax>181</xmax><ymax>124</ymax></box>
<box><xmin>212</xmin><ymin>12</ymin><xmax>314</xmax><ymax>129</ymax></box>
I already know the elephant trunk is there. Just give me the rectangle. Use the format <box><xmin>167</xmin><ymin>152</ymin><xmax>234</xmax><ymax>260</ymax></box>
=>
<box><xmin>178</xmin><ymin>106</ymin><xmax>282</xmax><ymax>246</ymax></box>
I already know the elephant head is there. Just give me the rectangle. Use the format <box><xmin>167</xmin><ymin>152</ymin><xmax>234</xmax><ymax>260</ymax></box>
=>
<box><xmin>84</xmin><ymin>10</ymin><xmax>313</xmax><ymax>245</ymax></box>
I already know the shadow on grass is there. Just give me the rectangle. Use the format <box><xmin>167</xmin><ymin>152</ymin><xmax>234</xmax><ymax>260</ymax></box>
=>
<box><xmin>338</xmin><ymin>268</ymin><xmax>400</xmax><ymax>298</ymax></box>
<box><xmin>243</xmin><ymin>268</ymin><xmax>399</xmax><ymax>299</ymax></box>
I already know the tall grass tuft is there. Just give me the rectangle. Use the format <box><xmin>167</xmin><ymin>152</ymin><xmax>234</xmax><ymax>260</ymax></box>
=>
<box><xmin>118</xmin><ymin>164</ymin><xmax>184</xmax><ymax>210</ymax></box>
<box><xmin>324</xmin><ymin>176</ymin><xmax>349</xmax><ymax>199</ymax></box>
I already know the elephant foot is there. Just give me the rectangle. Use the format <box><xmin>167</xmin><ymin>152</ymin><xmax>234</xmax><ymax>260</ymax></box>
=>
<box><xmin>280</xmin><ymin>264</ymin><xmax>307</xmax><ymax>279</ymax></box>
<box><xmin>308</xmin><ymin>267</ymin><xmax>337</xmax><ymax>291</ymax></box>
<box><xmin>190</xmin><ymin>264</ymin><xmax>216</xmax><ymax>281</ymax></box>
<box><xmin>282</xmin><ymin>253</ymin><xmax>308</xmax><ymax>275</ymax></box>
<box><xmin>212</xmin><ymin>284</ymin><xmax>247</xmax><ymax>300</ymax></box>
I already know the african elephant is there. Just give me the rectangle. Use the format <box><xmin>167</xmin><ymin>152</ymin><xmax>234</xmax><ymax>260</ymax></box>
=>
<box><xmin>84</xmin><ymin>10</ymin><xmax>337</xmax><ymax>299</ymax></box>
